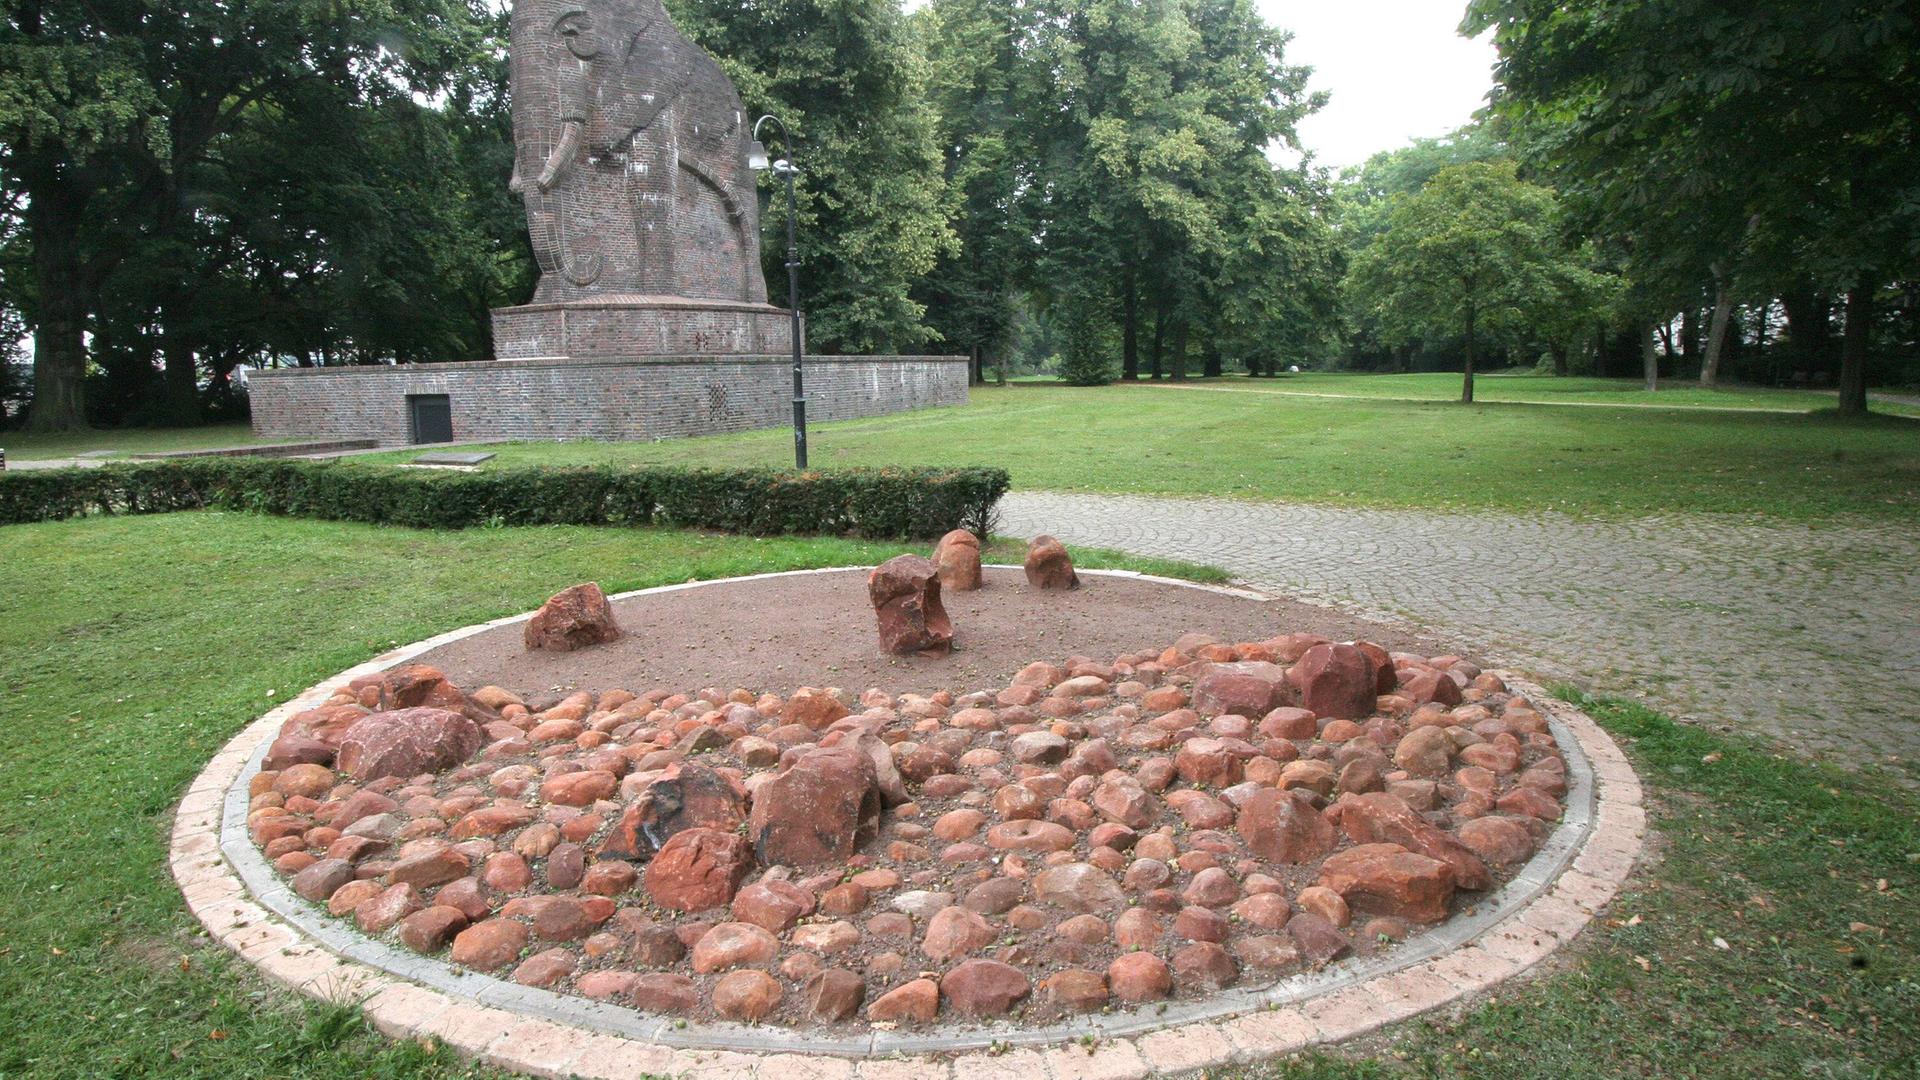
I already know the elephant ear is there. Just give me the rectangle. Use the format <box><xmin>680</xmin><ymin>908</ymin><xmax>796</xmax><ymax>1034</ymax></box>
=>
<box><xmin>588</xmin><ymin>16</ymin><xmax>694</xmax><ymax>148</ymax></box>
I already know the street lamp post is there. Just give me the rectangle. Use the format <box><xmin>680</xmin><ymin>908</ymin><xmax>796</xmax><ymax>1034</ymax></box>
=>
<box><xmin>749</xmin><ymin>115</ymin><xmax>807</xmax><ymax>469</ymax></box>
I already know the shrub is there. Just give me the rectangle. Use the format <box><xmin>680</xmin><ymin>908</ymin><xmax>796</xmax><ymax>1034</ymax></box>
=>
<box><xmin>0</xmin><ymin>459</ymin><xmax>1009</xmax><ymax>540</ymax></box>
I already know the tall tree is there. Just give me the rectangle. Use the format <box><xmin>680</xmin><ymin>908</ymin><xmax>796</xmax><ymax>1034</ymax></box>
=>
<box><xmin>1464</xmin><ymin>0</ymin><xmax>1920</xmax><ymax>414</ymax></box>
<box><xmin>0</xmin><ymin>0</ymin><xmax>484</xmax><ymax>431</ymax></box>
<box><xmin>1347</xmin><ymin>161</ymin><xmax>1580</xmax><ymax>402</ymax></box>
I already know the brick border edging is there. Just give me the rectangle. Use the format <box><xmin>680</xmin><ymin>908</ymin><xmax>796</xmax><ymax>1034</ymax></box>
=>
<box><xmin>171</xmin><ymin>568</ymin><xmax>1646</xmax><ymax>1079</ymax></box>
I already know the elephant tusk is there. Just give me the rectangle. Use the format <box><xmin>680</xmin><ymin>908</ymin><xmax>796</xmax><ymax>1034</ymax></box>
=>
<box><xmin>537</xmin><ymin>118</ymin><xmax>584</xmax><ymax>192</ymax></box>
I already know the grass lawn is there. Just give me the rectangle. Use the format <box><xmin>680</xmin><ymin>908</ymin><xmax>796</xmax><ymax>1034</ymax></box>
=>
<box><xmin>1</xmin><ymin>511</ymin><xmax>1914</xmax><ymax>1078</ymax></box>
<box><xmin>1001</xmin><ymin>372</ymin><xmax>1920</xmax><ymax>416</ymax></box>
<box><xmin>351</xmin><ymin>383</ymin><xmax>1920</xmax><ymax>520</ymax></box>
<box><xmin>1</xmin><ymin>422</ymin><xmax>268</xmax><ymax>460</ymax></box>
<box><xmin>1168</xmin><ymin>371</ymin><xmax>1920</xmax><ymax>415</ymax></box>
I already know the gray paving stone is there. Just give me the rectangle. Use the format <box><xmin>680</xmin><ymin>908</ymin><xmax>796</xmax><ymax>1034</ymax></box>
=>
<box><xmin>1000</xmin><ymin>492</ymin><xmax>1920</xmax><ymax>768</ymax></box>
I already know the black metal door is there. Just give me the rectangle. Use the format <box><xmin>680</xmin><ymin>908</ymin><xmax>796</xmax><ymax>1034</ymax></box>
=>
<box><xmin>408</xmin><ymin>394</ymin><xmax>454</xmax><ymax>444</ymax></box>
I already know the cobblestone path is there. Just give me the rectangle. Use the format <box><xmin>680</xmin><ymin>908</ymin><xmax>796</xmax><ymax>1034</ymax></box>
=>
<box><xmin>1000</xmin><ymin>492</ymin><xmax>1920</xmax><ymax>769</ymax></box>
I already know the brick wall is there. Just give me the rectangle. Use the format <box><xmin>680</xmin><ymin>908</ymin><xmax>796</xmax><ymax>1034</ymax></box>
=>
<box><xmin>246</xmin><ymin>355</ymin><xmax>970</xmax><ymax>446</ymax></box>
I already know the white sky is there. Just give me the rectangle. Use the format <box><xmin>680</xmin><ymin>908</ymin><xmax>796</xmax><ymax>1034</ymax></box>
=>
<box><xmin>1257</xmin><ymin>0</ymin><xmax>1495</xmax><ymax>170</ymax></box>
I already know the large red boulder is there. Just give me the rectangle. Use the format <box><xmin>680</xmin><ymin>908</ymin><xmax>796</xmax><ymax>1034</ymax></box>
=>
<box><xmin>1235</xmin><ymin>788</ymin><xmax>1336</xmax><ymax>864</ymax></box>
<box><xmin>1289</xmin><ymin>643</ymin><xmax>1379</xmax><ymax>720</ymax></box>
<box><xmin>1024</xmin><ymin>535</ymin><xmax>1079</xmax><ymax>589</ymax></box>
<box><xmin>642</xmin><ymin>827</ymin><xmax>753</xmax><ymax>912</ymax></box>
<box><xmin>1339</xmin><ymin>791</ymin><xmax>1492</xmax><ymax>890</ymax></box>
<box><xmin>335</xmin><ymin>707</ymin><xmax>482</xmax><ymax>781</ymax></box>
<box><xmin>1317</xmin><ymin>843</ymin><xmax>1456</xmax><ymax>924</ymax></box>
<box><xmin>597</xmin><ymin>761</ymin><xmax>744</xmax><ymax>860</ymax></box>
<box><xmin>1191</xmin><ymin>662</ymin><xmax>1293</xmax><ymax>717</ymax></box>
<box><xmin>932</xmin><ymin>529</ymin><xmax>983</xmax><ymax>592</ymax></box>
<box><xmin>748</xmin><ymin>744</ymin><xmax>882</xmax><ymax>867</ymax></box>
<box><xmin>523</xmin><ymin>582</ymin><xmax>621</xmax><ymax>652</ymax></box>
<box><xmin>868</xmin><ymin>555</ymin><xmax>953</xmax><ymax>656</ymax></box>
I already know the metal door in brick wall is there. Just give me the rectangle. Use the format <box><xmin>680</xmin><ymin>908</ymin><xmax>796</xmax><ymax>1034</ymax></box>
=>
<box><xmin>408</xmin><ymin>394</ymin><xmax>454</xmax><ymax>444</ymax></box>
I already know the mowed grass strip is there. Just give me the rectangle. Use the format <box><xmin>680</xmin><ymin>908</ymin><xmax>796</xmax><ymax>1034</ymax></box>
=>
<box><xmin>345</xmin><ymin>384</ymin><xmax>1920</xmax><ymax>520</ymax></box>
<box><xmin>2</xmin><ymin>511</ymin><xmax>1914</xmax><ymax>1077</ymax></box>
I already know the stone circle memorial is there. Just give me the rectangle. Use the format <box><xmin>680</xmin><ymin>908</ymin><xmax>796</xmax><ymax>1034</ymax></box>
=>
<box><xmin>176</xmin><ymin>548</ymin><xmax>1644</xmax><ymax>1077</ymax></box>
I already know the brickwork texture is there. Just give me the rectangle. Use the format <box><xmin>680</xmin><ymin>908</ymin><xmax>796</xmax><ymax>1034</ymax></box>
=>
<box><xmin>247</xmin><ymin>355</ymin><xmax>969</xmax><ymax>446</ymax></box>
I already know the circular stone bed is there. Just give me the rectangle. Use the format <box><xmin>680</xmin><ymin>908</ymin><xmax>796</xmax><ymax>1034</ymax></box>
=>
<box><xmin>239</xmin><ymin>568</ymin><xmax>1576</xmax><ymax>1035</ymax></box>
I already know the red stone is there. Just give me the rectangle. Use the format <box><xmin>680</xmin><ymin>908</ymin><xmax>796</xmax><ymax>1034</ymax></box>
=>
<box><xmin>1401</xmin><ymin>668</ymin><xmax>1464</xmax><ymax>707</ymax></box>
<box><xmin>867</xmin><ymin>978</ymin><xmax>939</xmax><ymax>1023</ymax></box>
<box><xmin>450</xmin><ymin>918</ymin><xmax>529</xmax><ymax>970</ymax></box>
<box><xmin>783</xmin><ymin>687</ymin><xmax>850</xmax><ymax>730</ymax></box>
<box><xmin>1024</xmin><ymin>535</ymin><xmax>1079</xmax><ymax>589</ymax></box>
<box><xmin>336</xmin><ymin>708</ymin><xmax>483</xmax><ymax>782</ymax></box>
<box><xmin>538</xmin><ymin>769</ymin><xmax>617</xmax><ymax>807</ymax></box>
<box><xmin>599</xmin><ymin>761</ymin><xmax>744</xmax><ymax>860</ymax></box>
<box><xmin>1236</xmin><ymin>788</ymin><xmax>1336</xmax><ymax>864</ymax></box>
<box><xmin>803</xmin><ymin>968</ymin><xmax>866</xmax><ymax>1021</ymax></box>
<box><xmin>921</xmin><ymin>906</ymin><xmax>996</xmax><ymax>962</ymax></box>
<box><xmin>1339</xmin><ymin>791</ymin><xmax>1492</xmax><ymax>890</ymax></box>
<box><xmin>932</xmin><ymin>529</ymin><xmax>983</xmax><ymax>592</ymax></box>
<box><xmin>397</xmin><ymin>905</ymin><xmax>469</xmax><ymax>953</ymax></box>
<box><xmin>940</xmin><ymin>959</ymin><xmax>1032</xmax><ymax>1016</ymax></box>
<box><xmin>1191</xmin><ymin>662</ymin><xmax>1292</xmax><ymax>718</ymax></box>
<box><xmin>1107</xmin><ymin>951</ymin><xmax>1171</xmax><ymax>1002</ymax></box>
<box><xmin>691</xmin><ymin>921</ymin><xmax>779</xmax><ymax>973</ymax></box>
<box><xmin>1041</xmin><ymin>968</ymin><xmax>1109</xmax><ymax>1012</ymax></box>
<box><xmin>712</xmin><ymin>969</ymin><xmax>782</xmax><ymax>1021</ymax></box>
<box><xmin>629</xmin><ymin>972</ymin><xmax>700</xmax><ymax>1014</ymax></box>
<box><xmin>1317</xmin><ymin>842</ymin><xmax>1456</xmax><ymax>923</ymax></box>
<box><xmin>730</xmin><ymin>879</ymin><xmax>814</xmax><ymax>932</ymax></box>
<box><xmin>869</xmin><ymin>554</ymin><xmax>954</xmax><ymax>656</ymax></box>
<box><xmin>644</xmin><ymin>828</ymin><xmax>753</xmax><ymax>912</ymax></box>
<box><xmin>1456</xmin><ymin>815</ymin><xmax>1537</xmax><ymax>865</ymax></box>
<box><xmin>523</xmin><ymin>582</ymin><xmax>621</xmax><ymax>652</ymax></box>
<box><xmin>748</xmin><ymin>745</ymin><xmax>882</xmax><ymax>867</ymax></box>
<box><xmin>1171</xmin><ymin>941</ymin><xmax>1238</xmax><ymax>990</ymax></box>
<box><xmin>1289</xmin><ymin>644</ymin><xmax>1378</xmax><ymax>720</ymax></box>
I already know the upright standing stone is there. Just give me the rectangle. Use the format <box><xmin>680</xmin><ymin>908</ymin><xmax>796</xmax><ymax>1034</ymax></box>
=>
<box><xmin>868</xmin><ymin>554</ymin><xmax>953</xmax><ymax>656</ymax></box>
<box><xmin>1025</xmin><ymin>535</ymin><xmax>1079</xmax><ymax>589</ymax></box>
<box><xmin>932</xmin><ymin>529</ymin><xmax>983</xmax><ymax>592</ymax></box>
<box><xmin>524</xmin><ymin>582</ymin><xmax>622</xmax><ymax>652</ymax></box>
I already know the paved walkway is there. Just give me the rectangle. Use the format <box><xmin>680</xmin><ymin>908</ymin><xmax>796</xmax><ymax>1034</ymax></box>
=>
<box><xmin>1000</xmin><ymin>492</ymin><xmax>1920</xmax><ymax>769</ymax></box>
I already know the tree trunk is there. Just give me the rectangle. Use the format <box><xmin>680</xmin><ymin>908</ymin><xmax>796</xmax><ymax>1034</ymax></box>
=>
<box><xmin>1641</xmin><ymin>322</ymin><xmax>1659</xmax><ymax>392</ymax></box>
<box><xmin>159</xmin><ymin>297</ymin><xmax>201</xmax><ymax>426</ymax></box>
<box><xmin>1837</xmin><ymin>286</ymin><xmax>1873</xmax><ymax>416</ymax></box>
<box><xmin>1170</xmin><ymin>319</ymin><xmax>1189</xmax><ymax>381</ymax></box>
<box><xmin>1549</xmin><ymin>342</ymin><xmax>1568</xmax><ymax>377</ymax></box>
<box><xmin>1700</xmin><ymin>271</ymin><xmax>1733</xmax><ymax>388</ymax></box>
<box><xmin>1148</xmin><ymin>300</ymin><xmax>1167</xmax><ymax>380</ymax></box>
<box><xmin>969</xmin><ymin>345</ymin><xmax>984</xmax><ymax>386</ymax></box>
<box><xmin>22</xmin><ymin>180</ymin><xmax>93</xmax><ymax>433</ymax></box>
<box><xmin>1120</xmin><ymin>273</ymin><xmax>1139</xmax><ymax>380</ymax></box>
<box><xmin>1461</xmin><ymin>304</ymin><xmax>1476</xmax><ymax>404</ymax></box>
<box><xmin>1202</xmin><ymin>347</ymin><xmax>1221</xmax><ymax>378</ymax></box>
<box><xmin>1781</xmin><ymin>287</ymin><xmax>1832</xmax><ymax>379</ymax></box>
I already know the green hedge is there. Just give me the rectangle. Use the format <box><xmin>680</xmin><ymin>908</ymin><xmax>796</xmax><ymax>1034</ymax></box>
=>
<box><xmin>0</xmin><ymin>459</ymin><xmax>1009</xmax><ymax>539</ymax></box>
